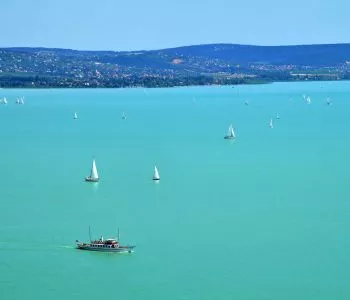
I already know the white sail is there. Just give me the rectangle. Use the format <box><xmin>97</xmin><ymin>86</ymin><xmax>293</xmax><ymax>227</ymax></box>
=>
<box><xmin>153</xmin><ymin>166</ymin><xmax>160</xmax><ymax>180</ymax></box>
<box><xmin>306</xmin><ymin>96</ymin><xmax>311</xmax><ymax>104</ymax></box>
<box><xmin>3</xmin><ymin>97</ymin><xmax>7</xmax><ymax>104</ymax></box>
<box><xmin>224</xmin><ymin>124</ymin><xmax>236</xmax><ymax>139</ymax></box>
<box><xmin>230</xmin><ymin>126</ymin><xmax>236</xmax><ymax>138</ymax></box>
<box><xmin>227</xmin><ymin>124</ymin><xmax>235</xmax><ymax>137</ymax></box>
<box><xmin>74</xmin><ymin>112</ymin><xmax>78</xmax><ymax>119</ymax></box>
<box><xmin>90</xmin><ymin>159</ymin><xmax>99</xmax><ymax>180</ymax></box>
<box><xmin>20</xmin><ymin>97</ymin><xmax>24</xmax><ymax>104</ymax></box>
<box><xmin>269</xmin><ymin>118</ymin><xmax>273</xmax><ymax>128</ymax></box>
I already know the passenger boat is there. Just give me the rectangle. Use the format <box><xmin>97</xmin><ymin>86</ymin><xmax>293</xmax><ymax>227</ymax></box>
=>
<box><xmin>76</xmin><ymin>228</ymin><xmax>135</xmax><ymax>253</ymax></box>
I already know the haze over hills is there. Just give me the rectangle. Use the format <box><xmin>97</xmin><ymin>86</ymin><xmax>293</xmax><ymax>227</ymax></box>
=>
<box><xmin>1</xmin><ymin>43</ymin><xmax>350</xmax><ymax>88</ymax></box>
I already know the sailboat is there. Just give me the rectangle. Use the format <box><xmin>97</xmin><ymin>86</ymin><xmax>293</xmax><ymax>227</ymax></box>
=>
<box><xmin>269</xmin><ymin>118</ymin><xmax>274</xmax><ymax>129</ymax></box>
<box><xmin>2</xmin><ymin>97</ymin><xmax>7</xmax><ymax>104</ymax></box>
<box><xmin>153</xmin><ymin>166</ymin><xmax>160</xmax><ymax>181</ymax></box>
<box><xmin>306</xmin><ymin>96</ymin><xmax>311</xmax><ymax>104</ymax></box>
<box><xmin>85</xmin><ymin>159</ymin><xmax>99</xmax><ymax>182</ymax></box>
<box><xmin>74</xmin><ymin>112</ymin><xmax>78</xmax><ymax>119</ymax></box>
<box><xmin>20</xmin><ymin>97</ymin><xmax>24</xmax><ymax>104</ymax></box>
<box><xmin>224</xmin><ymin>124</ymin><xmax>236</xmax><ymax>139</ymax></box>
<box><xmin>121</xmin><ymin>112</ymin><xmax>127</xmax><ymax>120</ymax></box>
<box><xmin>276</xmin><ymin>113</ymin><xmax>280</xmax><ymax>119</ymax></box>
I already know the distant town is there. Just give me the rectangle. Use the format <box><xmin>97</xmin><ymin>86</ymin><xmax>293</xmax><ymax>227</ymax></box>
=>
<box><xmin>1</xmin><ymin>43</ymin><xmax>350</xmax><ymax>88</ymax></box>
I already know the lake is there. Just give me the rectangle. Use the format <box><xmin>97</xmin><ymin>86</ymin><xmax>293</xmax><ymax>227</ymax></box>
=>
<box><xmin>0</xmin><ymin>81</ymin><xmax>349</xmax><ymax>300</ymax></box>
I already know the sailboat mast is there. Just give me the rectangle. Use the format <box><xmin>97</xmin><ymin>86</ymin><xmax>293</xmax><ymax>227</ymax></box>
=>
<box><xmin>89</xmin><ymin>226</ymin><xmax>92</xmax><ymax>242</ymax></box>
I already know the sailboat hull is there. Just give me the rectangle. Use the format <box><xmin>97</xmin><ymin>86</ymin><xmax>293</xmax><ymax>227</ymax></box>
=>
<box><xmin>85</xmin><ymin>177</ymin><xmax>99</xmax><ymax>182</ymax></box>
<box><xmin>224</xmin><ymin>136</ymin><xmax>235</xmax><ymax>139</ymax></box>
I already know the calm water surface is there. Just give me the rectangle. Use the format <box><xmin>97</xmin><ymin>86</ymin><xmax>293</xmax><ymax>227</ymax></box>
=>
<box><xmin>0</xmin><ymin>82</ymin><xmax>349</xmax><ymax>300</ymax></box>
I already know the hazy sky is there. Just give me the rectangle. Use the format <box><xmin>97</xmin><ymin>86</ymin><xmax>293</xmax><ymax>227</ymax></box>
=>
<box><xmin>2</xmin><ymin>0</ymin><xmax>349</xmax><ymax>50</ymax></box>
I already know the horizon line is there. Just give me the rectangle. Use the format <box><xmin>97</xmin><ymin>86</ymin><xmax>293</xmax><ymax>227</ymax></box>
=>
<box><xmin>1</xmin><ymin>42</ymin><xmax>350</xmax><ymax>53</ymax></box>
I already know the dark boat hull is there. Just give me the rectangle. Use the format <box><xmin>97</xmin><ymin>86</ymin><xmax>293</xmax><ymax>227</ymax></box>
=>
<box><xmin>77</xmin><ymin>245</ymin><xmax>135</xmax><ymax>253</ymax></box>
<box><xmin>224</xmin><ymin>136</ymin><xmax>235</xmax><ymax>139</ymax></box>
<box><xmin>85</xmin><ymin>177</ymin><xmax>99</xmax><ymax>182</ymax></box>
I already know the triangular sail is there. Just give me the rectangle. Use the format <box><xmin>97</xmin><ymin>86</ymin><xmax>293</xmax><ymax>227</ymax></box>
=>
<box><xmin>153</xmin><ymin>166</ymin><xmax>160</xmax><ymax>180</ymax></box>
<box><xmin>269</xmin><ymin>118</ymin><xmax>273</xmax><ymax>128</ymax></box>
<box><xmin>227</xmin><ymin>124</ymin><xmax>232</xmax><ymax>136</ymax></box>
<box><xmin>230</xmin><ymin>126</ymin><xmax>235</xmax><ymax>138</ymax></box>
<box><xmin>227</xmin><ymin>124</ymin><xmax>235</xmax><ymax>138</ymax></box>
<box><xmin>90</xmin><ymin>159</ymin><xmax>99</xmax><ymax>180</ymax></box>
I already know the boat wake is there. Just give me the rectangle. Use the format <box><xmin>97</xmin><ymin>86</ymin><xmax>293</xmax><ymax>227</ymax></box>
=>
<box><xmin>59</xmin><ymin>245</ymin><xmax>75</xmax><ymax>249</ymax></box>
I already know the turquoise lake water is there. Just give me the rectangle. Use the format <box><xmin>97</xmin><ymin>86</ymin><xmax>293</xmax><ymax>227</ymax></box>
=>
<box><xmin>0</xmin><ymin>82</ymin><xmax>350</xmax><ymax>299</ymax></box>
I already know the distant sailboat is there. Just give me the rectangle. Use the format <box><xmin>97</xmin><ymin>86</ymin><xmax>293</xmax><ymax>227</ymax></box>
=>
<box><xmin>306</xmin><ymin>96</ymin><xmax>311</xmax><ymax>104</ymax></box>
<box><xmin>276</xmin><ymin>113</ymin><xmax>280</xmax><ymax>119</ymax></box>
<box><xmin>2</xmin><ymin>97</ymin><xmax>7</xmax><ymax>104</ymax></box>
<box><xmin>85</xmin><ymin>159</ymin><xmax>99</xmax><ymax>182</ymax></box>
<box><xmin>121</xmin><ymin>112</ymin><xmax>127</xmax><ymax>120</ymax></box>
<box><xmin>153</xmin><ymin>166</ymin><xmax>160</xmax><ymax>181</ymax></box>
<box><xmin>20</xmin><ymin>97</ymin><xmax>24</xmax><ymax>104</ymax></box>
<box><xmin>326</xmin><ymin>98</ymin><xmax>332</xmax><ymax>106</ymax></box>
<box><xmin>269</xmin><ymin>118</ymin><xmax>273</xmax><ymax>129</ymax></box>
<box><xmin>74</xmin><ymin>112</ymin><xmax>78</xmax><ymax>119</ymax></box>
<box><xmin>224</xmin><ymin>124</ymin><xmax>236</xmax><ymax>139</ymax></box>
<box><xmin>15</xmin><ymin>97</ymin><xmax>20</xmax><ymax>104</ymax></box>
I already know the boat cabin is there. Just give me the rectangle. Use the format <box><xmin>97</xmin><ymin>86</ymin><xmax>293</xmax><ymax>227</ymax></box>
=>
<box><xmin>90</xmin><ymin>238</ymin><xmax>120</xmax><ymax>248</ymax></box>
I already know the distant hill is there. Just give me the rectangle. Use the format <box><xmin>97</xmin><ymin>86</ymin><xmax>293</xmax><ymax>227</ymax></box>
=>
<box><xmin>1</xmin><ymin>43</ymin><xmax>350</xmax><ymax>88</ymax></box>
<box><xmin>158</xmin><ymin>43</ymin><xmax>350</xmax><ymax>66</ymax></box>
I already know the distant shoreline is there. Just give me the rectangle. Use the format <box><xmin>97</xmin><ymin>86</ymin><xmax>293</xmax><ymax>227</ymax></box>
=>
<box><xmin>1</xmin><ymin>43</ymin><xmax>348</xmax><ymax>88</ymax></box>
<box><xmin>0</xmin><ymin>78</ymin><xmax>345</xmax><ymax>89</ymax></box>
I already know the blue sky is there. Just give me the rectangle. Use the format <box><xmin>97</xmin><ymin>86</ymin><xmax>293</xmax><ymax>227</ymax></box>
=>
<box><xmin>2</xmin><ymin>0</ymin><xmax>349</xmax><ymax>50</ymax></box>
